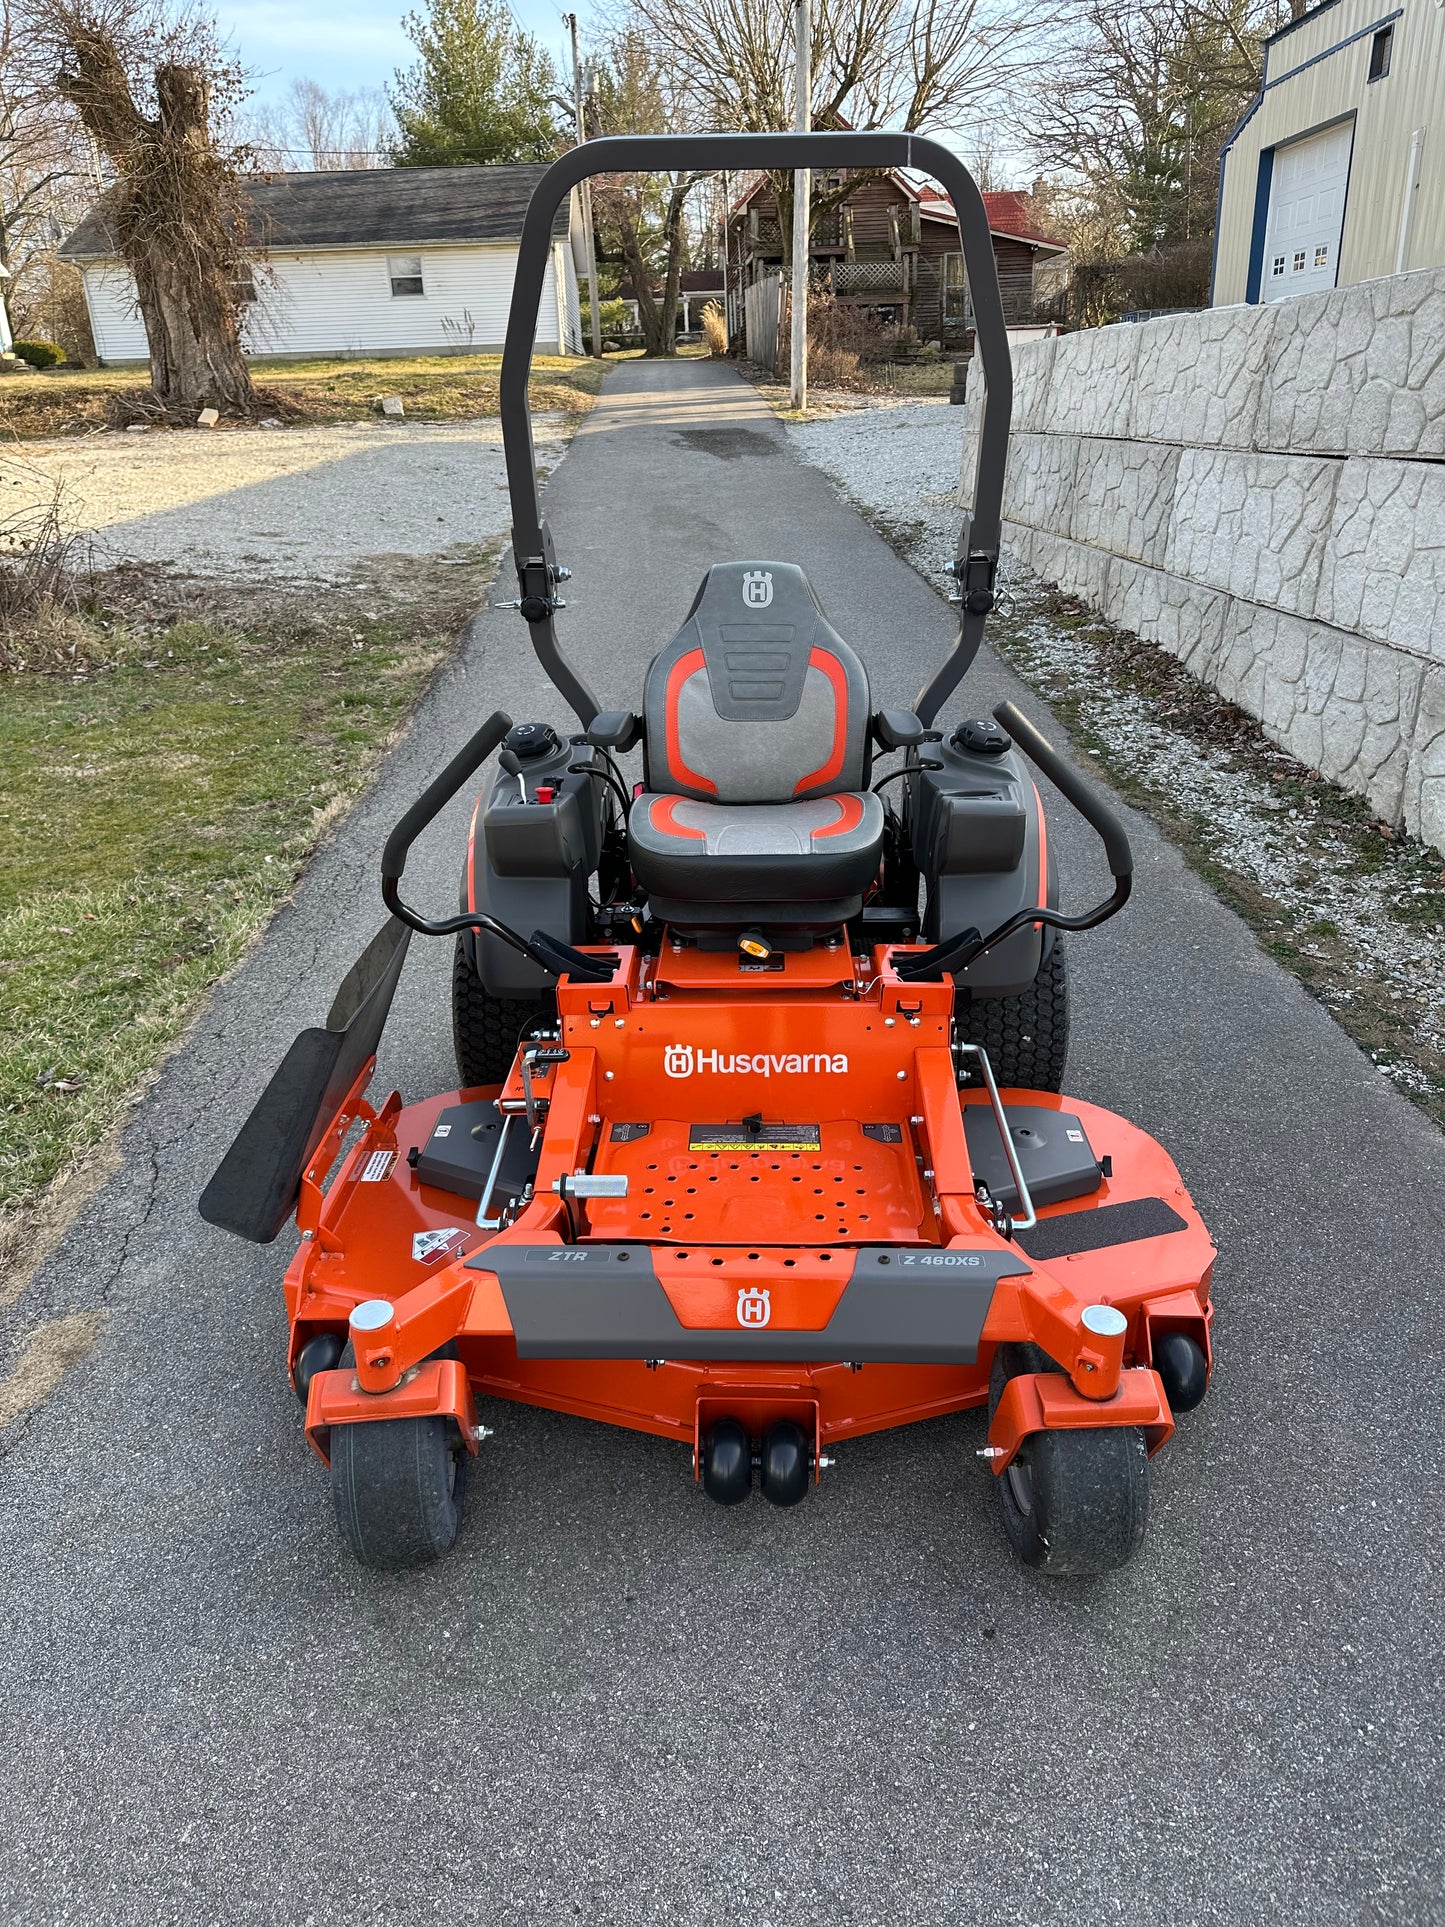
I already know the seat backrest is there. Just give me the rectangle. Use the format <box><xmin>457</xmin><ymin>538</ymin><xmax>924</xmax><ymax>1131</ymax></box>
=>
<box><xmin>642</xmin><ymin>562</ymin><xmax>870</xmax><ymax>803</ymax></box>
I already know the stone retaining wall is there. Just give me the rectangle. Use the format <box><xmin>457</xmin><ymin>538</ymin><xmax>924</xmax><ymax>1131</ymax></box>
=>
<box><xmin>959</xmin><ymin>268</ymin><xmax>1445</xmax><ymax>853</ymax></box>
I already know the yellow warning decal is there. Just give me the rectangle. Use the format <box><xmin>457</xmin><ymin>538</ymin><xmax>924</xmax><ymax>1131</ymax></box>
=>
<box><xmin>688</xmin><ymin>1124</ymin><xmax>822</xmax><ymax>1153</ymax></box>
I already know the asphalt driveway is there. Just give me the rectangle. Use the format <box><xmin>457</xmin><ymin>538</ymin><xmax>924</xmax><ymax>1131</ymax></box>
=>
<box><xmin>1</xmin><ymin>359</ymin><xmax>1441</xmax><ymax>1926</ymax></box>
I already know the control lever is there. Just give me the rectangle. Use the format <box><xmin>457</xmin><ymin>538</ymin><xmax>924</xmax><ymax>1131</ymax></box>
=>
<box><xmin>379</xmin><ymin>710</ymin><xmax>617</xmax><ymax>983</ymax></box>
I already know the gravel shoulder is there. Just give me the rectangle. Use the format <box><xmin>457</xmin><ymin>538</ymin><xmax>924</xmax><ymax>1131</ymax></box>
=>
<box><xmin>788</xmin><ymin>397</ymin><xmax>1445</xmax><ymax>1124</ymax></box>
<box><xmin>10</xmin><ymin>414</ymin><xmax>568</xmax><ymax>584</ymax></box>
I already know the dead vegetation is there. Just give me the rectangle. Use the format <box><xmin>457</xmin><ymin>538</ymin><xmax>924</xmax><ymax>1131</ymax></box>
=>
<box><xmin>0</xmin><ymin>453</ymin><xmax>91</xmax><ymax>665</ymax></box>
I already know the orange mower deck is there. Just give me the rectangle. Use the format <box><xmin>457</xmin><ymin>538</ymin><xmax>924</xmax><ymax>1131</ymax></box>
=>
<box><xmin>291</xmin><ymin>939</ymin><xmax>1213</xmax><ymax>1480</ymax></box>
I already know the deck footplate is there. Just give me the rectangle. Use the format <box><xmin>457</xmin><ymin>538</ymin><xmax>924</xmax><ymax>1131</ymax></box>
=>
<box><xmin>1016</xmin><ymin>1196</ymin><xmax>1189</xmax><ymax>1262</ymax></box>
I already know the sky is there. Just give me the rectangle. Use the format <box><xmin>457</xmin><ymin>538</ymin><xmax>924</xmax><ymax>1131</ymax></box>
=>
<box><xmin>213</xmin><ymin>0</ymin><xmax>1026</xmax><ymax>181</ymax></box>
<box><xmin>215</xmin><ymin>0</ymin><xmax>592</xmax><ymax>105</ymax></box>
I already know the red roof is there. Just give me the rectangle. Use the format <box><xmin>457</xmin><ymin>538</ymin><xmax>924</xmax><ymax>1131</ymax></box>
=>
<box><xmin>919</xmin><ymin>187</ymin><xmax>1065</xmax><ymax>252</ymax></box>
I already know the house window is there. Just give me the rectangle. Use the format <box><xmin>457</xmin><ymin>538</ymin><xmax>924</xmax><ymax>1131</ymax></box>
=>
<box><xmin>1293</xmin><ymin>250</ymin><xmax>1306</xmax><ymax>271</ymax></box>
<box><xmin>1367</xmin><ymin>24</ymin><xmax>1393</xmax><ymax>79</ymax></box>
<box><xmin>1272</xmin><ymin>255</ymin><xmax>1286</xmax><ymax>276</ymax></box>
<box><xmin>388</xmin><ymin>254</ymin><xmax>425</xmax><ymax>297</ymax></box>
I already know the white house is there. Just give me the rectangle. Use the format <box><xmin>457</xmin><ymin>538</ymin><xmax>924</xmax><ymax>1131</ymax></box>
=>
<box><xmin>59</xmin><ymin>163</ymin><xmax>586</xmax><ymax>364</ymax></box>
<box><xmin>1213</xmin><ymin>0</ymin><xmax>1445</xmax><ymax>304</ymax></box>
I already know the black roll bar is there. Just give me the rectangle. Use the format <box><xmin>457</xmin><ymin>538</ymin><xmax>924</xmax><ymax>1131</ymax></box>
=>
<box><xmin>499</xmin><ymin>131</ymin><xmax>1013</xmax><ymax>726</ymax></box>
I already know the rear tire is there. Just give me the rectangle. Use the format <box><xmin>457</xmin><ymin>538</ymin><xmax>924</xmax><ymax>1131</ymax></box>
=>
<box><xmin>986</xmin><ymin>1341</ymin><xmax>1148</xmax><ymax>1575</ymax></box>
<box><xmin>957</xmin><ymin>936</ymin><xmax>1069</xmax><ymax>1092</ymax></box>
<box><xmin>452</xmin><ymin>936</ymin><xmax>555</xmax><ymax>1088</ymax></box>
<box><xmin>331</xmin><ymin>1415</ymin><xmax>467</xmax><ymax>1570</ymax></box>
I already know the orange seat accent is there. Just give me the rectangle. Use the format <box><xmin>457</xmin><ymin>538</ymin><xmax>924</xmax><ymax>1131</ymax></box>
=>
<box><xmin>793</xmin><ymin>648</ymin><xmax>849</xmax><ymax>794</ymax></box>
<box><xmin>811</xmin><ymin>793</ymin><xmax>865</xmax><ymax>839</ymax></box>
<box><xmin>664</xmin><ymin>647</ymin><xmax>718</xmax><ymax>796</ymax></box>
<box><xmin>650</xmin><ymin>795</ymin><xmax>706</xmax><ymax>840</ymax></box>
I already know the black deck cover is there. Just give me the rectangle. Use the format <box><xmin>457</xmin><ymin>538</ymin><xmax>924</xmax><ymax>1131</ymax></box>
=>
<box><xmin>466</xmin><ymin>1243</ymin><xmax>1031</xmax><ymax>1363</ymax></box>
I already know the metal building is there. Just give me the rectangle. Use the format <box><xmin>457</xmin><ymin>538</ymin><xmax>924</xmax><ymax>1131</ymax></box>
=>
<box><xmin>1212</xmin><ymin>0</ymin><xmax>1445</xmax><ymax>305</ymax></box>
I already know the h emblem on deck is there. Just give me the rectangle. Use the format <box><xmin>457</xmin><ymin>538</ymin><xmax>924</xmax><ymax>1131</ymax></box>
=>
<box><xmin>742</xmin><ymin>570</ymin><xmax>773</xmax><ymax>609</ymax></box>
<box><xmin>736</xmin><ymin>1286</ymin><xmax>771</xmax><ymax>1328</ymax></box>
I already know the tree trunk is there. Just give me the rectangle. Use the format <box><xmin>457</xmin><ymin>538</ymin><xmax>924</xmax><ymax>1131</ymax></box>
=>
<box><xmin>616</xmin><ymin>206</ymin><xmax>668</xmax><ymax>356</ymax></box>
<box><xmin>655</xmin><ymin>182</ymin><xmax>690</xmax><ymax>353</ymax></box>
<box><xmin>130</xmin><ymin>240</ymin><xmax>256</xmax><ymax>411</ymax></box>
<box><xmin>55</xmin><ymin>50</ymin><xmax>257</xmax><ymax>416</ymax></box>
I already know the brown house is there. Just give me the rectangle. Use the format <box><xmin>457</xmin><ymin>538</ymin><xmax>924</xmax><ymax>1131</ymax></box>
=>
<box><xmin>724</xmin><ymin>171</ymin><xmax>1065</xmax><ymax>345</ymax></box>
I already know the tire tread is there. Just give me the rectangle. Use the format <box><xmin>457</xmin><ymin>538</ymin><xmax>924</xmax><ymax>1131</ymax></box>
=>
<box><xmin>452</xmin><ymin>937</ymin><xmax>555</xmax><ymax>1087</ymax></box>
<box><xmin>957</xmin><ymin>937</ymin><xmax>1069</xmax><ymax>1092</ymax></box>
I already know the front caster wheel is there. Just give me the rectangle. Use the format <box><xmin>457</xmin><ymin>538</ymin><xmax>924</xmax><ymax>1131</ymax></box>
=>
<box><xmin>759</xmin><ymin>1420</ymin><xmax>810</xmax><ymax>1507</ymax></box>
<box><xmin>331</xmin><ymin>1416</ymin><xmax>467</xmax><ymax>1570</ymax></box>
<box><xmin>700</xmin><ymin>1418</ymin><xmax>753</xmax><ymax>1505</ymax></box>
<box><xmin>987</xmin><ymin>1343</ymin><xmax>1149</xmax><ymax>1575</ymax></box>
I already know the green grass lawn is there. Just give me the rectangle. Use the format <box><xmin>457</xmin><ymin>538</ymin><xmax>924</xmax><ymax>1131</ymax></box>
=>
<box><xmin>0</xmin><ymin>351</ymin><xmax>609</xmax><ymax>439</ymax></box>
<box><xmin>0</xmin><ymin>603</ymin><xmax>464</xmax><ymax>1216</ymax></box>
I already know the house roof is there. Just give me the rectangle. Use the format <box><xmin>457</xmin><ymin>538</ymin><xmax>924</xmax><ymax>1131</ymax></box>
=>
<box><xmin>918</xmin><ymin>188</ymin><xmax>1066</xmax><ymax>253</ymax></box>
<box><xmin>727</xmin><ymin>168</ymin><xmax>1065</xmax><ymax>254</ymax></box>
<box><xmin>59</xmin><ymin>163</ymin><xmax>570</xmax><ymax>262</ymax></box>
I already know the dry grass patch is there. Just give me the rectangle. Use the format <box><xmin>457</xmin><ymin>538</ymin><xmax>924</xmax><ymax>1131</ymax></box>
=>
<box><xmin>0</xmin><ymin>351</ymin><xmax>608</xmax><ymax>439</ymax></box>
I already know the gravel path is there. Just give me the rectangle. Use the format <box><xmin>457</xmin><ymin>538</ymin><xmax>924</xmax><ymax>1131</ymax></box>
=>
<box><xmin>789</xmin><ymin>397</ymin><xmax>1445</xmax><ymax>1112</ymax></box>
<box><xmin>12</xmin><ymin>415</ymin><xmax>568</xmax><ymax>583</ymax></box>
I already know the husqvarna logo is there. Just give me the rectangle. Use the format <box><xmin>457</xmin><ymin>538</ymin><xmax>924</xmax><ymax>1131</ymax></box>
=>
<box><xmin>737</xmin><ymin>1286</ymin><xmax>771</xmax><ymax>1328</ymax></box>
<box><xmin>742</xmin><ymin>569</ymin><xmax>773</xmax><ymax>608</ymax></box>
<box><xmin>663</xmin><ymin>1047</ymin><xmax>847</xmax><ymax>1077</ymax></box>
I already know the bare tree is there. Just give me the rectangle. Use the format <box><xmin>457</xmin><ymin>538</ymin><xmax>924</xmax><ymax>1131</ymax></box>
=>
<box><xmin>588</xmin><ymin>27</ymin><xmax>701</xmax><ymax>356</ymax></box>
<box><xmin>30</xmin><ymin>0</ymin><xmax>258</xmax><ymax>413</ymax></box>
<box><xmin>1021</xmin><ymin>0</ymin><xmax>1286</xmax><ymax>254</ymax></box>
<box><xmin>1</xmin><ymin>0</ymin><xmax>91</xmax><ymax>285</ymax></box>
<box><xmin>246</xmin><ymin>79</ymin><xmax>394</xmax><ymax>171</ymax></box>
<box><xmin>616</xmin><ymin>0</ymin><xmax>1047</xmax><ymax>255</ymax></box>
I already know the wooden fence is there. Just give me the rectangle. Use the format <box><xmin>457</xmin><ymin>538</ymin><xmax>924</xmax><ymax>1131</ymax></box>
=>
<box><xmin>743</xmin><ymin>271</ymin><xmax>789</xmax><ymax>374</ymax></box>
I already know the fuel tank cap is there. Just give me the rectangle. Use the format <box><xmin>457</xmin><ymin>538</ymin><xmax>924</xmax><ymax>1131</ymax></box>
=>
<box><xmin>504</xmin><ymin>721</ymin><xmax>561</xmax><ymax>759</ymax></box>
<box><xmin>952</xmin><ymin>717</ymin><xmax>1011</xmax><ymax>756</ymax></box>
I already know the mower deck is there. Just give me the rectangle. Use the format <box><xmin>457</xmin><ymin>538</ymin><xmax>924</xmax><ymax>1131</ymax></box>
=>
<box><xmin>290</xmin><ymin>940</ymin><xmax>1213</xmax><ymax>1473</ymax></box>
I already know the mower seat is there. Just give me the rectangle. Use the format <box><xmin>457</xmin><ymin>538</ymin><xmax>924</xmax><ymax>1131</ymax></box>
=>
<box><xmin>629</xmin><ymin>561</ymin><xmax>883</xmax><ymax>925</ymax></box>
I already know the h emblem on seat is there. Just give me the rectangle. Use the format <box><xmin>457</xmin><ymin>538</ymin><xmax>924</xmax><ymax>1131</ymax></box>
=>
<box><xmin>742</xmin><ymin>570</ymin><xmax>773</xmax><ymax>609</ymax></box>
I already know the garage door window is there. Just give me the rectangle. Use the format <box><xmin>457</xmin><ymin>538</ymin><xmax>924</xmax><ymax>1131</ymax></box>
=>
<box><xmin>389</xmin><ymin>255</ymin><xmax>425</xmax><ymax>297</ymax></box>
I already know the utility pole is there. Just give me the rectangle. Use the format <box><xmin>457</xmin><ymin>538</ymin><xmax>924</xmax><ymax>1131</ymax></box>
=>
<box><xmin>720</xmin><ymin>171</ymin><xmax>731</xmax><ymax>349</ymax></box>
<box><xmin>565</xmin><ymin>12</ymin><xmax>603</xmax><ymax>359</ymax></box>
<box><xmin>789</xmin><ymin>0</ymin><xmax>810</xmax><ymax>412</ymax></box>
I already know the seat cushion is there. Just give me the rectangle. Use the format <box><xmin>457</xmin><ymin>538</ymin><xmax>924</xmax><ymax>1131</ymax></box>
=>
<box><xmin>629</xmin><ymin>790</ymin><xmax>885</xmax><ymax>907</ymax></box>
<box><xmin>642</xmin><ymin>562</ymin><xmax>871</xmax><ymax>802</ymax></box>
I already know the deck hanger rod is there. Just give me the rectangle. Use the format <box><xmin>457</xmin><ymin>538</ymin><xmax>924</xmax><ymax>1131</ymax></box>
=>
<box><xmin>496</xmin><ymin>131</ymin><xmax>1013</xmax><ymax>727</ymax></box>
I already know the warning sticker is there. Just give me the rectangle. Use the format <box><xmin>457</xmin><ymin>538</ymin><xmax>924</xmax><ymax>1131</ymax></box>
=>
<box><xmin>688</xmin><ymin>1123</ymin><xmax>822</xmax><ymax>1153</ymax></box>
<box><xmin>411</xmin><ymin>1227</ymin><xmax>469</xmax><ymax>1264</ymax></box>
<box><xmin>360</xmin><ymin>1150</ymin><xmax>397</xmax><ymax>1183</ymax></box>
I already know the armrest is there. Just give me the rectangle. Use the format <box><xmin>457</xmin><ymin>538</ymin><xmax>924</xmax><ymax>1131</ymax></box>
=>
<box><xmin>582</xmin><ymin>710</ymin><xmax>642</xmax><ymax>752</ymax></box>
<box><xmin>872</xmin><ymin>708</ymin><xmax>929</xmax><ymax>750</ymax></box>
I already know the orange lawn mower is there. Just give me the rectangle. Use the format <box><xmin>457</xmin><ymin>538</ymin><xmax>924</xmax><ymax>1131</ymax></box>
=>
<box><xmin>201</xmin><ymin>132</ymin><xmax>1214</xmax><ymax>1574</ymax></box>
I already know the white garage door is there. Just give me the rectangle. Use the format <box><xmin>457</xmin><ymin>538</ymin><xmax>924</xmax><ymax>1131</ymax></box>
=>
<box><xmin>1263</xmin><ymin>122</ymin><xmax>1353</xmax><ymax>301</ymax></box>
